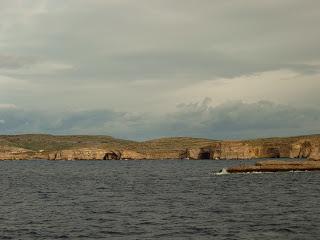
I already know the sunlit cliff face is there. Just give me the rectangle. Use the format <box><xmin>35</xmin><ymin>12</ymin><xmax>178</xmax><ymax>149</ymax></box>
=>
<box><xmin>0</xmin><ymin>0</ymin><xmax>320</xmax><ymax>139</ymax></box>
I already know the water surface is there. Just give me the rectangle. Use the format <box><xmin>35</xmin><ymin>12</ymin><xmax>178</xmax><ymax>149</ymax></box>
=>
<box><xmin>0</xmin><ymin>159</ymin><xmax>319</xmax><ymax>239</ymax></box>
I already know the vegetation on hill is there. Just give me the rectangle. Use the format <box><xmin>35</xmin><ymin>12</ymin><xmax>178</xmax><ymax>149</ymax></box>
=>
<box><xmin>0</xmin><ymin>134</ymin><xmax>319</xmax><ymax>152</ymax></box>
<box><xmin>0</xmin><ymin>134</ymin><xmax>135</xmax><ymax>151</ymax></box>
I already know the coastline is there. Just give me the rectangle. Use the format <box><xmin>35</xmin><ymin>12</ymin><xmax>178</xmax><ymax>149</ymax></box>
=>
<box><xmin>0</xmin><ymin>134</ymin><xmax>319</xmax><ymax>161</ymax></box>
<box><xmin>225</xmin><ymin>160</ymin><xmax>320</xmax><ymax>173</ymax></box>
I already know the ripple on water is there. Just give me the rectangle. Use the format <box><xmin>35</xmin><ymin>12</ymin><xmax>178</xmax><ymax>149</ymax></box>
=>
<box><xmin>0</xmin><ymin>159</ymin><xmax>319</xmax><ymax>239</ymax></box>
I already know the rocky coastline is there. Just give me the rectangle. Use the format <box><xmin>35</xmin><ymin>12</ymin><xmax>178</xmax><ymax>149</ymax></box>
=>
<box><xmin>0</xmin><ymin>134</ymin><xmax>319</xmax><ymax>161</ymax></box>
<box><xmin>225</xmin><ymin>160</ymin><xmax>320</xmax><ymax>173</ymax></box>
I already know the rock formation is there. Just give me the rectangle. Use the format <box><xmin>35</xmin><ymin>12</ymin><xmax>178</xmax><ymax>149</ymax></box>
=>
<box><xmin>225</xmin><ymin>160</ymin><xmax>320</xmax><ymax>173</ymax></box>
<box><xmin>0</xmin><ymin>134</ymin><xmax>319</xmax><ymax>161</ymax></box>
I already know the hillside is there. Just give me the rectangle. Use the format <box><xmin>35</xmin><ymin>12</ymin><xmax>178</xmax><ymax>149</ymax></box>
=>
<box><xmin>0</xmin><ymin>134</ymin><xmax>319</xmax><ymax>160</ymax></box>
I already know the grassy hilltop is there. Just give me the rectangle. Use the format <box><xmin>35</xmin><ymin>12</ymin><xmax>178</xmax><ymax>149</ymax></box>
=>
<box><xmin>0</xmin><ymin>133</ymin><xmax>319</xmax><ymax>152</ymax></box>
<box><xmin>0</xmin><ymin>134</ymin><xmax>219</xmax><ymax>152</ymax></box>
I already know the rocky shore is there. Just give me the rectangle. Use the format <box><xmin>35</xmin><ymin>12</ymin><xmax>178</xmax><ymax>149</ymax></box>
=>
<box><xmin>0</xmin><ymin>134</ymin><xmax>319</xmax><ymax>161</ymax></box>
<box><xmin>225</xmin><ymin>160</ymin><xmax>320</xmax><ymax>173</ymax></box>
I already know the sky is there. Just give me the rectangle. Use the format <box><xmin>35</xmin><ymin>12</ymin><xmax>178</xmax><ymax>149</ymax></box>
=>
<box><xmin>0</xmin><ymin>0</ymin><xmax>320</xmax><ymax>140</ymax></box>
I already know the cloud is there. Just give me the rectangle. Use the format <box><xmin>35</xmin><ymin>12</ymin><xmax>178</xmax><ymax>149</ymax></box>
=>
<box><xmin>1</xmin><ymin>0</ymin><xmax>320</xmax><ymax>84</ymax></box>
<box><xmin>0</xmin><ymin>100</ymin><xmax>319</xmax><ymax>140</ymax></box>
<box><xmin>0</xmin><ymin>1</ymin><xmax>319</xmax><ymax>138</ymax></box>
<box><xmin>1</xmin><ymin>61</ymin><xmax>73</xmax><ymax>76</ymax></box>
<box><xmin>170</xmin><ymin>69</ymin><xmax>320</xmax><ymax>113</ymax></box>
<box><xmin>0</xmin><ymin>103</ymin><xmax>17</xmax><ymax>109</ymax></box>
<box><xmin>0</xmin><ymin>54</ymin><xmax>37</xmax><ymax>69</ymax></box>
<box><xmin>138</xmin><ymin>99</ymin><xmax>320</xmax><ymax>140</ymax></box>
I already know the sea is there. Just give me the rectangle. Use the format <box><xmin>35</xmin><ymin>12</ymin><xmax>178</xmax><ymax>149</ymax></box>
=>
<box><xmin>0</xmin><ymin>159</ymin><xmax>319</xmax><ymax>240</ymax></box>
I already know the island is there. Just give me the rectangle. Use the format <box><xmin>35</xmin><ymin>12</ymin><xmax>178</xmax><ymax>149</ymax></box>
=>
<box><xmin>0</xmin><ymin>134</ymin><xmax>319</xmax><ymax>161</ymax></box>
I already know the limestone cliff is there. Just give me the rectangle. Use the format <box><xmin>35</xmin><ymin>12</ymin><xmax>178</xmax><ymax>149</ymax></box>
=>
<box><xmin>0</xmin><ymin>146</ymin><xmax>34</xmax><ymax>160</ymax></box>
<box><xmin>0</xmin><ymin>134</ymin><xmax>319</xmax><ymax>160</ymax></box>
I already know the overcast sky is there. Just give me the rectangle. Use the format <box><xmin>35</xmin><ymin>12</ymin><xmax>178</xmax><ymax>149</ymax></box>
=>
<box><xmin>0</xmin><ymin>0</ymin><xmax>319</xmax><ymax>140</ymax></box>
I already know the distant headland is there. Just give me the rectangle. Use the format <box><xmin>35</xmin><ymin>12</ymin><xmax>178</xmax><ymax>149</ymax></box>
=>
<box><xmin>0</xmin><ymin>134</ymin><xmax>319</xmax><ymax>161</ymax></box>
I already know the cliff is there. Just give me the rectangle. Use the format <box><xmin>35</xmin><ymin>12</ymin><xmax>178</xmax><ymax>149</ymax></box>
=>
<box><xmin>0</xmin><ymin>134</ymin><xmax>319</xmax><ymax>161</ymax></box>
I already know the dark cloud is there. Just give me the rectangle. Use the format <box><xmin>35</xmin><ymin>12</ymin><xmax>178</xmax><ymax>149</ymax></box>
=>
<box><xmin>173</xmin><ymin>100</ymin><xmax>320</xmax><ymax>138</ymax></box>
<box><xmin>1</xmin><ymin>100</ymin><xmax>319</xmax><ymax>140</ymax></box>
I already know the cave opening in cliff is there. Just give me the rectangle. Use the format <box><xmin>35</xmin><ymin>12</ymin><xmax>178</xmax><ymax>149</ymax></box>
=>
<box><xmin>103</xmin><ymin>152</ymin><xmax>119</xmax><ymax>160</ymax></box>
<box><xmin>299</xmin><ymin>141</ymin><xmax>312</xmax><ymax>158</ymax></box>
<box><xmin>266</xmin><ymin>148</ymin><xmax>281</xmax><ymax>158</ymax></box>
<box><xmin>199</xmin><ymin>152</ymin><xmax>211</xmax><ymax>160</ymax></box>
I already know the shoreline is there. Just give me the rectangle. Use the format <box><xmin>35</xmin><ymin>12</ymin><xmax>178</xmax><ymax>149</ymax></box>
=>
<box><xmin>0</xmin><ymin>134</ymin><xmax>319</xmax><ymax>161</ymax></box>
<box><xmin>225</xmin><ymin>160</ymin><xmax>320</xmax><ymax>173</ymax></box>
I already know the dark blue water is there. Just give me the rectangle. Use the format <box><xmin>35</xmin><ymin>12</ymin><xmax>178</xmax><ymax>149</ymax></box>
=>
<box><xmin>0</xmin><ymin>159</ymin><xmax>319</xmax><ymax>239</ymax></box>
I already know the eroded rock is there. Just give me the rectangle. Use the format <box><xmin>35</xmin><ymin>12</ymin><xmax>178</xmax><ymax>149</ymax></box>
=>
<box><xmin>226</xmin><ymin>160</ymin><xmax>320</xmax><ymax>173</ymax></box>
<box><xmin>0</xmin><ymin>135</ymin><xmax>319</xmax><ymax>161</ymax></box>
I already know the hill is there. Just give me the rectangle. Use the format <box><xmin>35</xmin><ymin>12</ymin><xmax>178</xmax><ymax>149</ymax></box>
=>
<box><xmin>0</xmin><ymin>134</ymin><xmax>319</xmax><ymax>160</ymax></box>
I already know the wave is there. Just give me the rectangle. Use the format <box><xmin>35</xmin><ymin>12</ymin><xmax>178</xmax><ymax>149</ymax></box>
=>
<box><xmin>214</xmin><ymin>168</ymin><xmax>229</xmax><ymax>175</ymax></box>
